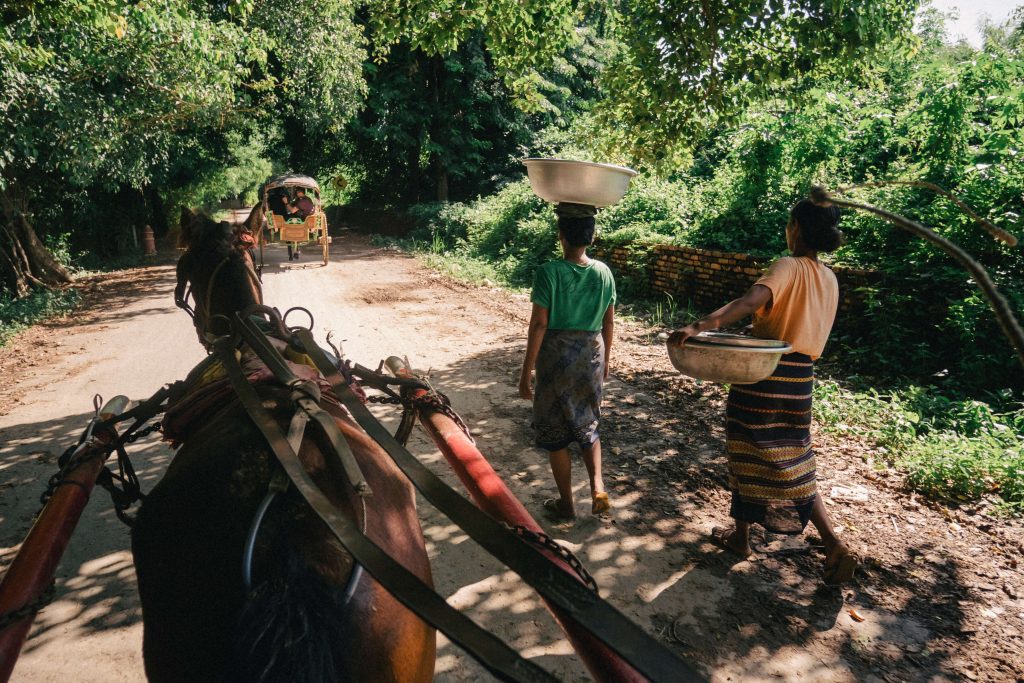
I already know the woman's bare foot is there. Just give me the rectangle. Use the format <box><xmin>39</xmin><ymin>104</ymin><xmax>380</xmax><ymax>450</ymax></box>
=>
<box><xmin>823</xmin><ymin>541</ymin><xmax>858</xmax><ymax>584</ymax></box>
<box><xmin>710</xmin><ymin>526</ymin><xmax>752</xmax><ymax>558</ymax></box>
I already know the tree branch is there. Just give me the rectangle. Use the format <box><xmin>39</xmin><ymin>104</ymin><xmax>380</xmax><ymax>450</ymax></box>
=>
<box><xmin>810</xmin><ymin>185</ymin><xmax>1024</xmax><ymax>372</ymax></box>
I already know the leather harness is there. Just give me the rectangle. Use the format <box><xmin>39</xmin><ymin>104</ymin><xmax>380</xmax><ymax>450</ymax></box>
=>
<box><xmin>92</xmin><ymin>303</ymin><xmax>704</xmax><ymax>682</ymax></box>
<box><xmin>214</xmin><ymin>307</ymin><xmax>704</xmax><ymax>683</ymax></box>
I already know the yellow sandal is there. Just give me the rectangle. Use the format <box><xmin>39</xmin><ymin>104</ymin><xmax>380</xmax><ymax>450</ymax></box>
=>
<box><xmin>591</xmin><ymin>492</ymin><xmax>611</xmax><ymax>515</ymax></box>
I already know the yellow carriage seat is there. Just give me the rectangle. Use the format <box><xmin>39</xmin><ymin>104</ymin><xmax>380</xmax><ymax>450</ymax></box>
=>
<box><xmin>270</xmin><ymin>214</ymin><xmax>286</xmax><ymax>235</ymax></box>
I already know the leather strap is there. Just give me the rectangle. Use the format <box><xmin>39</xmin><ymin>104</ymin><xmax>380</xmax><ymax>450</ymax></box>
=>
<box><xmin>234</xmin><ymin>314</ymin><xmax>370</xmax><ymax>496</ymax></box>
<box><xmin>214</xmin><ymin>339</ymin><xmax>556</xmax><ymax>683</ymax></box>
<box><xmin>292</xmin><ymin>328</ymin><xmax>703</xmax><ymax>683</ymax></box>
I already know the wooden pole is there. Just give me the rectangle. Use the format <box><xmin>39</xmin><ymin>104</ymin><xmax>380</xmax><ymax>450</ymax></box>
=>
<box><xmin>384</xmin><ymin>358</ymin><xmax>649</xmax><ymax>683</ymax></box>
<box><xmin>0</xmin><ymin>396</ymin><xmax>129</xmax><ymax>683</ymax></box>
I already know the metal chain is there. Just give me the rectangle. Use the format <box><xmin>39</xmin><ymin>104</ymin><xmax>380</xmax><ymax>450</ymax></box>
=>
<box><xmin>364</xmin><ymin>390</ymin><xmax>474</xmax><ymax>442</ymax></box>
<box><xmin>506</xmin><ymin>524</ymin><xmax>599</xmax><ymax>592</ymax></box>
<box><xmin>121</xmin><ymin>421</ymin><xmax>162</xmax><ymax>444</ymax></box>
<box><xmin>0</xmin><ymin>582</ymin><xmax>55</xmax><ymax>632</ymax></box>
<box><xmin>366</xmin><ymin>394</ymin><xmax>404</xmax><ymax>405</ymax></box>
<box><xmin>40</xmin><ymin>442</ymin><xmax>109</xmax><ymax>507</ymax></box>
<box><xmin>39</xmin><ymin>421</ymin><xmax>161</xmax><ymax>509</ymax></box>
<box><xmin>412</xmin><ymin>391</ymin><xmax>474</xmax><ymax>442</ymax></box>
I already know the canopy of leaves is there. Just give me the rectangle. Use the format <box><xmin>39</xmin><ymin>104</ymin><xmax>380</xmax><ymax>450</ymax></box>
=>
<box><xmin>1</xmin><ymin>0</ymin><xmax>256</xmax><ymax>191</ymax></box>
<box><xmin>366</xmin><ymin>0</ymin><xmax>580</xmax><ymax>109</ymax></box>
<box><xmin>597</xmin><ymin>0</ymin><xmax>920</xmax><ymax>166</ymax></box>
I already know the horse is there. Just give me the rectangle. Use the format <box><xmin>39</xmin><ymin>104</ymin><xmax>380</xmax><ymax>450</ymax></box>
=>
<box><xmin>133</xmin><ymin>208</ymin><xmax>436</xmax><ymax>682</ymax></box>
<box><xmin>174</xmin><ymin>206</ymin><xmax>264</xmax><ymax>345</ymax></box>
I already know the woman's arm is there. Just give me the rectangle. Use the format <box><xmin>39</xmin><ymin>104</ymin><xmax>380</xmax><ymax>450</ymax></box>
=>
<box><xmin>668</xmin><ymin>284</ymin><xmax>772</xmax><ymax>346</ymax></box>
<box><xmin>601</xmin><ymin>304</ymin><xmax>614</xmax><ymax>380</ymax></box>
<box><xmin>519</xmin><ymin>304</ymin><xmax>549</xmax><ymax>400</ymax></box>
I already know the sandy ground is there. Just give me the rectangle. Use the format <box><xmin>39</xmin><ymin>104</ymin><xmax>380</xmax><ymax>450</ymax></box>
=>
<box><xmin>1</xmin><ymin>229</ymin><xmax>1022</xmax><ymax>682</ymax></box>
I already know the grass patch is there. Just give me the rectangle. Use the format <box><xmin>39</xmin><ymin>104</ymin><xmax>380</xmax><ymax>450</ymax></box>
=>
<box><xmin>75</xmin><ymin>252</ymin><xmax>149</xmax><ymax>273</ymax></box>
<box><xmin>373</xmin><ymin>234</ymin><xmax>518</xmax><ymax>290</ymax></box>
<box><xmin>814</xmin><ymin>380</ymin><xmax>1024</xmax><ymax>511</ymax></box>
<box><xmin>0</xmin><ymin>288</ymin><xmax>81</xmax><ymax>347</ymax></box>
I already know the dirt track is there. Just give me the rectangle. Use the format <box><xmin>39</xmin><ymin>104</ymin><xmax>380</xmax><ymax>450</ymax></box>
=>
<box><xmin>1</xmin><ymin>232</ymin><xmax>1022</xmax><ymax>682</ymax></box>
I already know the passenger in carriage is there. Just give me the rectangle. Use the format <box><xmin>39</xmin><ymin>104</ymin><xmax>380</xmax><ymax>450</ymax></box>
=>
<box><xmin>293</xmin><ymin>188</ymin><xmax>315</xmax><ymax>218</ymax></box>
<box><xmin>281</xmin><ymin>194</ymin><xmax>303</xmax><ymax>222</ymax></box>
<box><xmin>268</xmin><ymin>190</ymin><xmax>290</xmax><ymax>217</ymax></box>
<box><xmin>519</xmin><ymin>203</ymin><xmax>616</xmax><ymax>521</ymax></box>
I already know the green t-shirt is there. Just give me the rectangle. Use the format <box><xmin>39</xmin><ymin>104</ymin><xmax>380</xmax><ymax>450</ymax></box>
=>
<box><xmin>531</xmin><ymin>259</ymin><xmax>616</xmax><ymax>332</ymax></box>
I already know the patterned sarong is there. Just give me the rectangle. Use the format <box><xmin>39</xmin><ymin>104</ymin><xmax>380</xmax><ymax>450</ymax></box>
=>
<box><xmin>533</xmin><ymin>329</ymin><xmax>604</xmax><ymax>451</ymax></box>
<box><xmin>725</xmin><ymin>352</ymin><xmax>817</xmax><ymax>534</ymax></box>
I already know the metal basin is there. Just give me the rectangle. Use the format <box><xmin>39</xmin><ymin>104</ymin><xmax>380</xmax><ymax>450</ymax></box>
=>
<box><xmin>522</xmin><ymin>158</ymin><xmax>638</xmax><ymax>207</ymax></box>
<box><xmin>666</xmin><ymin>332</ymin><xmax>792</xmax><ymax>385</ymax></box>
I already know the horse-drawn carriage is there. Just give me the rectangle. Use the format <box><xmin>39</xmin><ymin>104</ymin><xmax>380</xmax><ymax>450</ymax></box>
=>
<box><xmin>259</xmin><ymin>173</ymin><xmax>331</xmax><ymax>267</ymax></box>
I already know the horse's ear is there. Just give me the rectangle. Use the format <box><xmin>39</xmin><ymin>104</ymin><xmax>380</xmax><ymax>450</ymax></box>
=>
<box><xmin>244</xmin><ymin>203</ymin><xmax>263</xmax><ymax>231</ymax></box>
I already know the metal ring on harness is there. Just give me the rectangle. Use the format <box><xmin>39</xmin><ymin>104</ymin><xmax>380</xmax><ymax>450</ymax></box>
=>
<box><xmin>239</xmin><ymin>303</ymin><xmax>291</xmax><ymax>339</ymax></box>
<box><xmin>242</xmin><ymin>484</ymin><xmax>367</xmax><ymax>606</ymax></box>
<box><xmin>283</xmin><ymin>306</ymin><xmax>315</xmax><ymax>332</ymax></box>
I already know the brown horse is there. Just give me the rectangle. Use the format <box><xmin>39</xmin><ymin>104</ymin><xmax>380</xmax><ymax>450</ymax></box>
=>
<box><xmin>133</xmin><ymin>209</ymin><xmax>435</xmax><ymax>682</ymax></box>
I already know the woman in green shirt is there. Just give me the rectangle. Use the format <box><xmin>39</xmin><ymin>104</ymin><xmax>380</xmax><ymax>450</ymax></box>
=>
<box><xmin>519</xmin><ymin>208</ymin><xmax>616</xmax><ymax>520</ymax></box>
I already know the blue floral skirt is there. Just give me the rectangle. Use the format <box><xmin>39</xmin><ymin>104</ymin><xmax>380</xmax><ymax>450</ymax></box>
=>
<box><xmin>532</xmin><ymin>329</ymin><xmax>604</xmax><ymax>452</ymax></box>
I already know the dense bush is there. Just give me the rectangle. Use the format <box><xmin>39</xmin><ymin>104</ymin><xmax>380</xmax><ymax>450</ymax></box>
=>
<box><xmin>814</xmin><ymin>380</ymin><xmax>1024</xmax><ymax>510</ymax></box>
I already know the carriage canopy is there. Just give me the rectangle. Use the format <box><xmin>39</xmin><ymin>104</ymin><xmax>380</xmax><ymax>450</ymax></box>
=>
<box><xmin>263</xmin><ymin>173</ymin><xmax>321</xmax><ymax>196</ymax></box>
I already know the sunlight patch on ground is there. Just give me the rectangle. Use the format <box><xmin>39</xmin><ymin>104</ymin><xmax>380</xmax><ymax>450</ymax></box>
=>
<box><xmin>446</xmin><ymin>572</ymin><xmax>535</xmax><ymax>612</ymax></box>
<box><xmin>587</xmin><ymin>533</ymin><xmax>665</xmax><ymax>563</ymax></box>
<box><xmin>519</xmin><ymin>638</ymin><xmax>575</xmax><ymax>658</ymax></box>
<box><xmin>636</xmin><ymin>564</ymin><xmax>696</xmax><ymax>603</ymax></box>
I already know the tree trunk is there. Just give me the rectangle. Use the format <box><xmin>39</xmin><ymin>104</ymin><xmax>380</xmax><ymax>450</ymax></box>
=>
<box><xmin>145</xmin><ymin>184</ymin><xmax>169</xmax><ymax>237</ymax></box>
<box><xmin>435</xmin><ymin>167</ymin><xmax>449</xmax><ymax>202</ymax></box>
<box><xmin>0</xmin><ymin>221</ymin><xmax>33</xmax><ymax>297</ymax></box>
<box><xmin>13</xmin><ymin>213</ymin><xmax>72</xmax><ymax>284</ymax></box>
<box><xmin>430</xmin><ymin>54</ymin><xmax>449</xmax><ymax>203</ymax></box>
<box><xmin>0</xmin><ymin>189</ymin><xmax>73</xmax><ymax>297</ymax></box>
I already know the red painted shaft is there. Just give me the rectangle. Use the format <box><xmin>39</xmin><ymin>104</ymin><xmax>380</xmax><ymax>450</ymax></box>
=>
<box><xmin>386</xmin><ymin>359</ymin><xmax>644</xmax><ymax>683</ymax></box>
<box><xmin>0</xmin><ymin>397</ymin><xmax>128</xmax><ymax>683</ymax></box>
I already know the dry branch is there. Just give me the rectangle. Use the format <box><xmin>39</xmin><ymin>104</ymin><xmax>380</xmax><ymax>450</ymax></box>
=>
<box><xmin>810</xmin><ymin>185</ymin><xmax>1024</xmax><ymax>372</ymax></box>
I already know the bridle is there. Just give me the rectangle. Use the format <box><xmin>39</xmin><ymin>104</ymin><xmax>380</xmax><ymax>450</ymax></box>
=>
<box><xmin>175</xmin><ymin>251</ymin><xmax>264</xmax><ymax>346</ymax></box>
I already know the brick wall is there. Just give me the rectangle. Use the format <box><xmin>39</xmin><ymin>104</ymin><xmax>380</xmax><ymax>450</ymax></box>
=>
<box><xmin>591</xmin><ymin>242</ymin><xmax>881</xmax><ymax>320</ymax></box>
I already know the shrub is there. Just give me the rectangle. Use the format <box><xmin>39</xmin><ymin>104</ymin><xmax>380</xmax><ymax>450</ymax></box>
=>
<box><xmin>0</xmin><ymin>288</ymin><xmax>81</xmax><ymax>347</ymax></box>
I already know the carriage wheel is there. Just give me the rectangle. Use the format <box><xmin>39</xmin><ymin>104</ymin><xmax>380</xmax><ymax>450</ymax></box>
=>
<box><xmin>322</xmin><ymin>232</ymin><xmax>330</xmax><ymax>265</ymax></box>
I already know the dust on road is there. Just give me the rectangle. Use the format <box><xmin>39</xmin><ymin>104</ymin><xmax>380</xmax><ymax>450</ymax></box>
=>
<box><xmin>1</xmin><ymin>233</ymin><xmax>1021</xmax><ymax>682</ymax></box>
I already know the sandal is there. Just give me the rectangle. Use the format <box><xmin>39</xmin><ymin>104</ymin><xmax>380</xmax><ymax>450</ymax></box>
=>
<box><xmin>542</xmin><ymin>498</ymin><xmax>576</xmax><ymax>521</ymax></box>
<box><xmin>823</xmin><ymin>551</ymin><xmax>859</xmax><ymax>585</ymax></box>
<box><xmin>709</xmin><ymin>526</ymin><xmax>753</xmax><ymax>559</ymax></box>
<box><xmin>592</xmin><ymin>492</ymin><xmax>611</xmax><ymax>515</ymax></box>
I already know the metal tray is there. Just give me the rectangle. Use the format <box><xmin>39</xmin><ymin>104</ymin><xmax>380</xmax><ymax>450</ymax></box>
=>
<box><xmin>522</xmin><ymin>158</ymin><xmax>638</xmax><ymax>208</ymax></box>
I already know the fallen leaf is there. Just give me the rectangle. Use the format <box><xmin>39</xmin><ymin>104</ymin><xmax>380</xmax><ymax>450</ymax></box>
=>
<box><xmin>849</xmin><ymin>608</ymin><xmax>865</xmax><ymax>623</ymax></box>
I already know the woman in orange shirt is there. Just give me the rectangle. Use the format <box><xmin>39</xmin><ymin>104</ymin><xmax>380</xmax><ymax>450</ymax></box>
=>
<box><xmin>669</xmin><ymin>199</ymin><xmax>857</xmax><ymax>584</ymax></box>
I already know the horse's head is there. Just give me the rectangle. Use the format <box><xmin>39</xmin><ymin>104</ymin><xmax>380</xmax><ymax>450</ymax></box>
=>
<box><xmin>175</xmin><ymin>207</ymin><xmax>263</xmax><ymax>346</ymax></box>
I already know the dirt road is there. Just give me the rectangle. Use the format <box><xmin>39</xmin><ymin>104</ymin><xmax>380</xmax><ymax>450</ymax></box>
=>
<box><xmin>2</xmin><ymin>233</ymin><xmax>1022</xmax><ymax>682</ymax></box>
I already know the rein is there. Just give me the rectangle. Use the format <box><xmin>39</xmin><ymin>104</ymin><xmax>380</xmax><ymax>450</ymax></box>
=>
<box><xmin>210</xmin><ymin>312</ymin><xmax>557</xmax><ymax>683</ymax></box>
